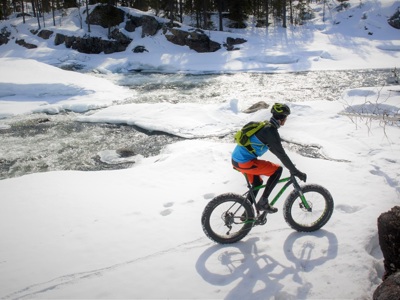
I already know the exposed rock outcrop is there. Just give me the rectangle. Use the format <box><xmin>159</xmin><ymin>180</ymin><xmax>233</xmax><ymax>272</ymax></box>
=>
<box><xmin>37</xmin><ymin>29</ymin><xmax>53</xmax><ymax>39</ymax></box>
<box><xmin>15</xmin><ymin>39</ymin><xmax>37</xmax><ymax>49</ymax></box>
<box><xmin>2</xmin><ymin>4</ymin><xmax>242</xmax><ymax>54</ymax></box>
<box><xmin>125</xmin><ymin>15</ymin><xmax>142</xmax><ymax>32</ymax></box>
<box><xmin>0</xmin><ymin>27</ymin><xmax>10</xmax><ymax>45</ymax></box>
<box><xmin>374</xmin><ymin>272</ymin><xmax>400</xmax><ymax>300</ymax></box>
<box><xmin>388</xmin><ymin>10</ymin><xmax>400</xmax><ymax>29</ymax></box>
<box><xmin>373</xmin><ymin>206</ymin><xmax>400</xmax><ymax>299</ymax></box>
<box><xmin>54</xmin><ymin>30</ymin><xmax>131</xmax><ymax>54</ymax></box>
<box><xmin>164</xmin><ymin>28</ymin><xmax>221</xmax><ymax>53</ymax></box>
<box><xmin>377</xmin><ymin>206</ymin><xmax>400</xmax><ymax>279</ymax></box>
<box><xmin>223</xmin><ymin>37</ymin><xmax>247</xmax><ymax>51</ymax></box>
<box><xmin>243</xmin><ymin>101</ymin><xmax>269</xmax><ymax>113</ymax></box>
<box><xmin>141</xmin><ymin>15</ymin><xmax>161</xmax><ymax>37</ymax></box>
<box><xmin>86</xmin><ymin>4</ymin><xmax>124</xmax><ymax>28</ymax></box>
<box><xmin>133</xmin><ymin>45</ymin><xmax>148</xmax><ymax>53</ymax></box>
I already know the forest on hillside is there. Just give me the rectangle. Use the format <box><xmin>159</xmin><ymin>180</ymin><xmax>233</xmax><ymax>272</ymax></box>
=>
<box><xmin>1</xmin><ymin>0</ymin><xmax>345</xmax><ymax>30</ymax></box>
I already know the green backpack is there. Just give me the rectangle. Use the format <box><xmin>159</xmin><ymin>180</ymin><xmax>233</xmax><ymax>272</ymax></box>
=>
<box><xmin>234</xmin><ymin>120</ymin><xmax>269</xmax><ymax>153</ymax></box>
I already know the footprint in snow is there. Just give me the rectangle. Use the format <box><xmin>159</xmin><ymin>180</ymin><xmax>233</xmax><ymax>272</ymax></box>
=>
<box><xmin>335</xmin><ymin>204</ymin><xmax>363</xmax><ymax>214</ymax></box>
<box><xmin>160</xmin><ymin>209</ymin><xmax>173</xmax><ymax>216</ymax></box>
<box><xmin>203</xmin><ymin>193</ymin><xmax>215</xmax><ymax>200</ymax></box>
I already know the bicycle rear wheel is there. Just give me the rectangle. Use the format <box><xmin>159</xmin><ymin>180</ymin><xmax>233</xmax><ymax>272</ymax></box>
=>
<box><xmin>283</xmin><ymin>184</ymin><xmax>334</xmax><ymax>232</ymax></box>
<box><xmin>201</xmin><ymin>193</ymin><xmax>255</xmax><ymax>244</ymax></box>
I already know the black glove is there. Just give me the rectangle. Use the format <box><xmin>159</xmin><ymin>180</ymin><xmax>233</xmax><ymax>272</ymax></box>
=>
<box><xmin>293</xmin><ymin>170</ymin><xmax>307</xmax><ymax>182</ymax></box>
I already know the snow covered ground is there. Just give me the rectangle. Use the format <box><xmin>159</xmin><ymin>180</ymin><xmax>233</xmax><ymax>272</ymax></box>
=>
<box><xmin>0</xmin><ymin>0</ymin><xmax>400</xmax><ymax>299</ymax></box>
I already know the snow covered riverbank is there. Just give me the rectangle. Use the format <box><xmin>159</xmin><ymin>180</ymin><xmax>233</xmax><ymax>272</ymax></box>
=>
<box><xmin>1</xmin><ymin>0</ymin><xmax>400</xmax><ymax>298</ymax></box>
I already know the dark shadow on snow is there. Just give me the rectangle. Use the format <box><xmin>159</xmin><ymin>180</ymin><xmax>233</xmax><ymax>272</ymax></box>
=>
<box><xmin>195</xmin><ymin>230</ymin><xmax>338</xmax><ymax>299</ymax></box>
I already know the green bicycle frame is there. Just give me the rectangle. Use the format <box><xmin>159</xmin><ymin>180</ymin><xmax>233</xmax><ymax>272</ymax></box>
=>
<box><xmin>245</xmin><ymin>176</ymin><xmax>311</xmax><ymax>211</ymax></box>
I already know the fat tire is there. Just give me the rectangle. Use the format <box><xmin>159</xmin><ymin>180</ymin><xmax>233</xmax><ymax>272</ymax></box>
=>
<box><xmin>283</xmin><ymin>184</ymin><xmax>334</xmax><ymax>232</ymax></box>
<box><xmin>201</xmin><ymin>193</ymin><xmax>255</xmax><ymax>244</ymax></box>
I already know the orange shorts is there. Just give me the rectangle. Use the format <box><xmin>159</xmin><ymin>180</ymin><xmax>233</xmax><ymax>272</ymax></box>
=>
<box><xmin>232</xmin><ymin>159</ymin><xmax>280</xmax><ymax>184</ymax></box>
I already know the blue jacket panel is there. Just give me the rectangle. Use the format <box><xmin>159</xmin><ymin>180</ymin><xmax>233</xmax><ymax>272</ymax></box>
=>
<box><xmin>232</xmin><ymin>135</ymin><xmax>269</xmax><ymax>163</ymax></box>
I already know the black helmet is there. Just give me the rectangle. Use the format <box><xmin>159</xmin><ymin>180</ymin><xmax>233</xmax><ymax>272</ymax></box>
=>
<box><xmin>271</xmin><ymin>103</ymin><xmax>291</xmax><ymax>120</ymax></box>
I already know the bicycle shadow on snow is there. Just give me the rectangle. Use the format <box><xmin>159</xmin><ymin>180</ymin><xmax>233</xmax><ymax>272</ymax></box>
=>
<box><xmin>195</xmin><ymin>230</ymin><xmax>338</xmax><ymax>299</ymax></box>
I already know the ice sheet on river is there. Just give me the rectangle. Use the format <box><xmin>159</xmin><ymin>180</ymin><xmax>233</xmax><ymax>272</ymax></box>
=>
<box><xmin>78</xmin><ymin>99</ymin><xmax>263</xmax><ymax>138</ymax></box>
<box><xmin>0</xmin><ymin>58</ymin><xmax>133</xmax><ymax>118</ymax></box>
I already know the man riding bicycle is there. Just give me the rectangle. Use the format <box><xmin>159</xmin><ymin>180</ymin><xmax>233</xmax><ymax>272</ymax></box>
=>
<box><xmin>231</xmin><ymin>103</ymin><xmax>307</xmax><ymax>213</ymax></box>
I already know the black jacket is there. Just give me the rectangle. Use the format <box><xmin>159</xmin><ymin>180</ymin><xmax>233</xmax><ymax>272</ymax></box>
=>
<box><xmin>255</xmin><ymin>118</ymin><xmax>298</xmax><ymax>174</ymax></box>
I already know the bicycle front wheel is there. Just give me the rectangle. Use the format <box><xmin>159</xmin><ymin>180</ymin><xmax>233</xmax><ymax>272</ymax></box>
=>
<box><xmin>201</xmin><ymin>193</ymin><xmax>255</xmax><ymax>244</ymax></box>
<box><xmin>283</xmin><ymin>184</ymin><xmax>334</xmax><ymax>232</ymax></box>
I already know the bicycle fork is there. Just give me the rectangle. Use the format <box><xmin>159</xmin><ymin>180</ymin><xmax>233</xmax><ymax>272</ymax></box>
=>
<box><xmin>291</xmin><ymin>178</ymin><xmax>312</xmax><ymax>212</ymax></box>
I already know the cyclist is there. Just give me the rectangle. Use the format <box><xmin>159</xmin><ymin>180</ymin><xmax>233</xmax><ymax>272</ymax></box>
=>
<box><xmin>231</xmin><ymin>103</ymin><xmax>307</xmax><ymax>213</ymax></box>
